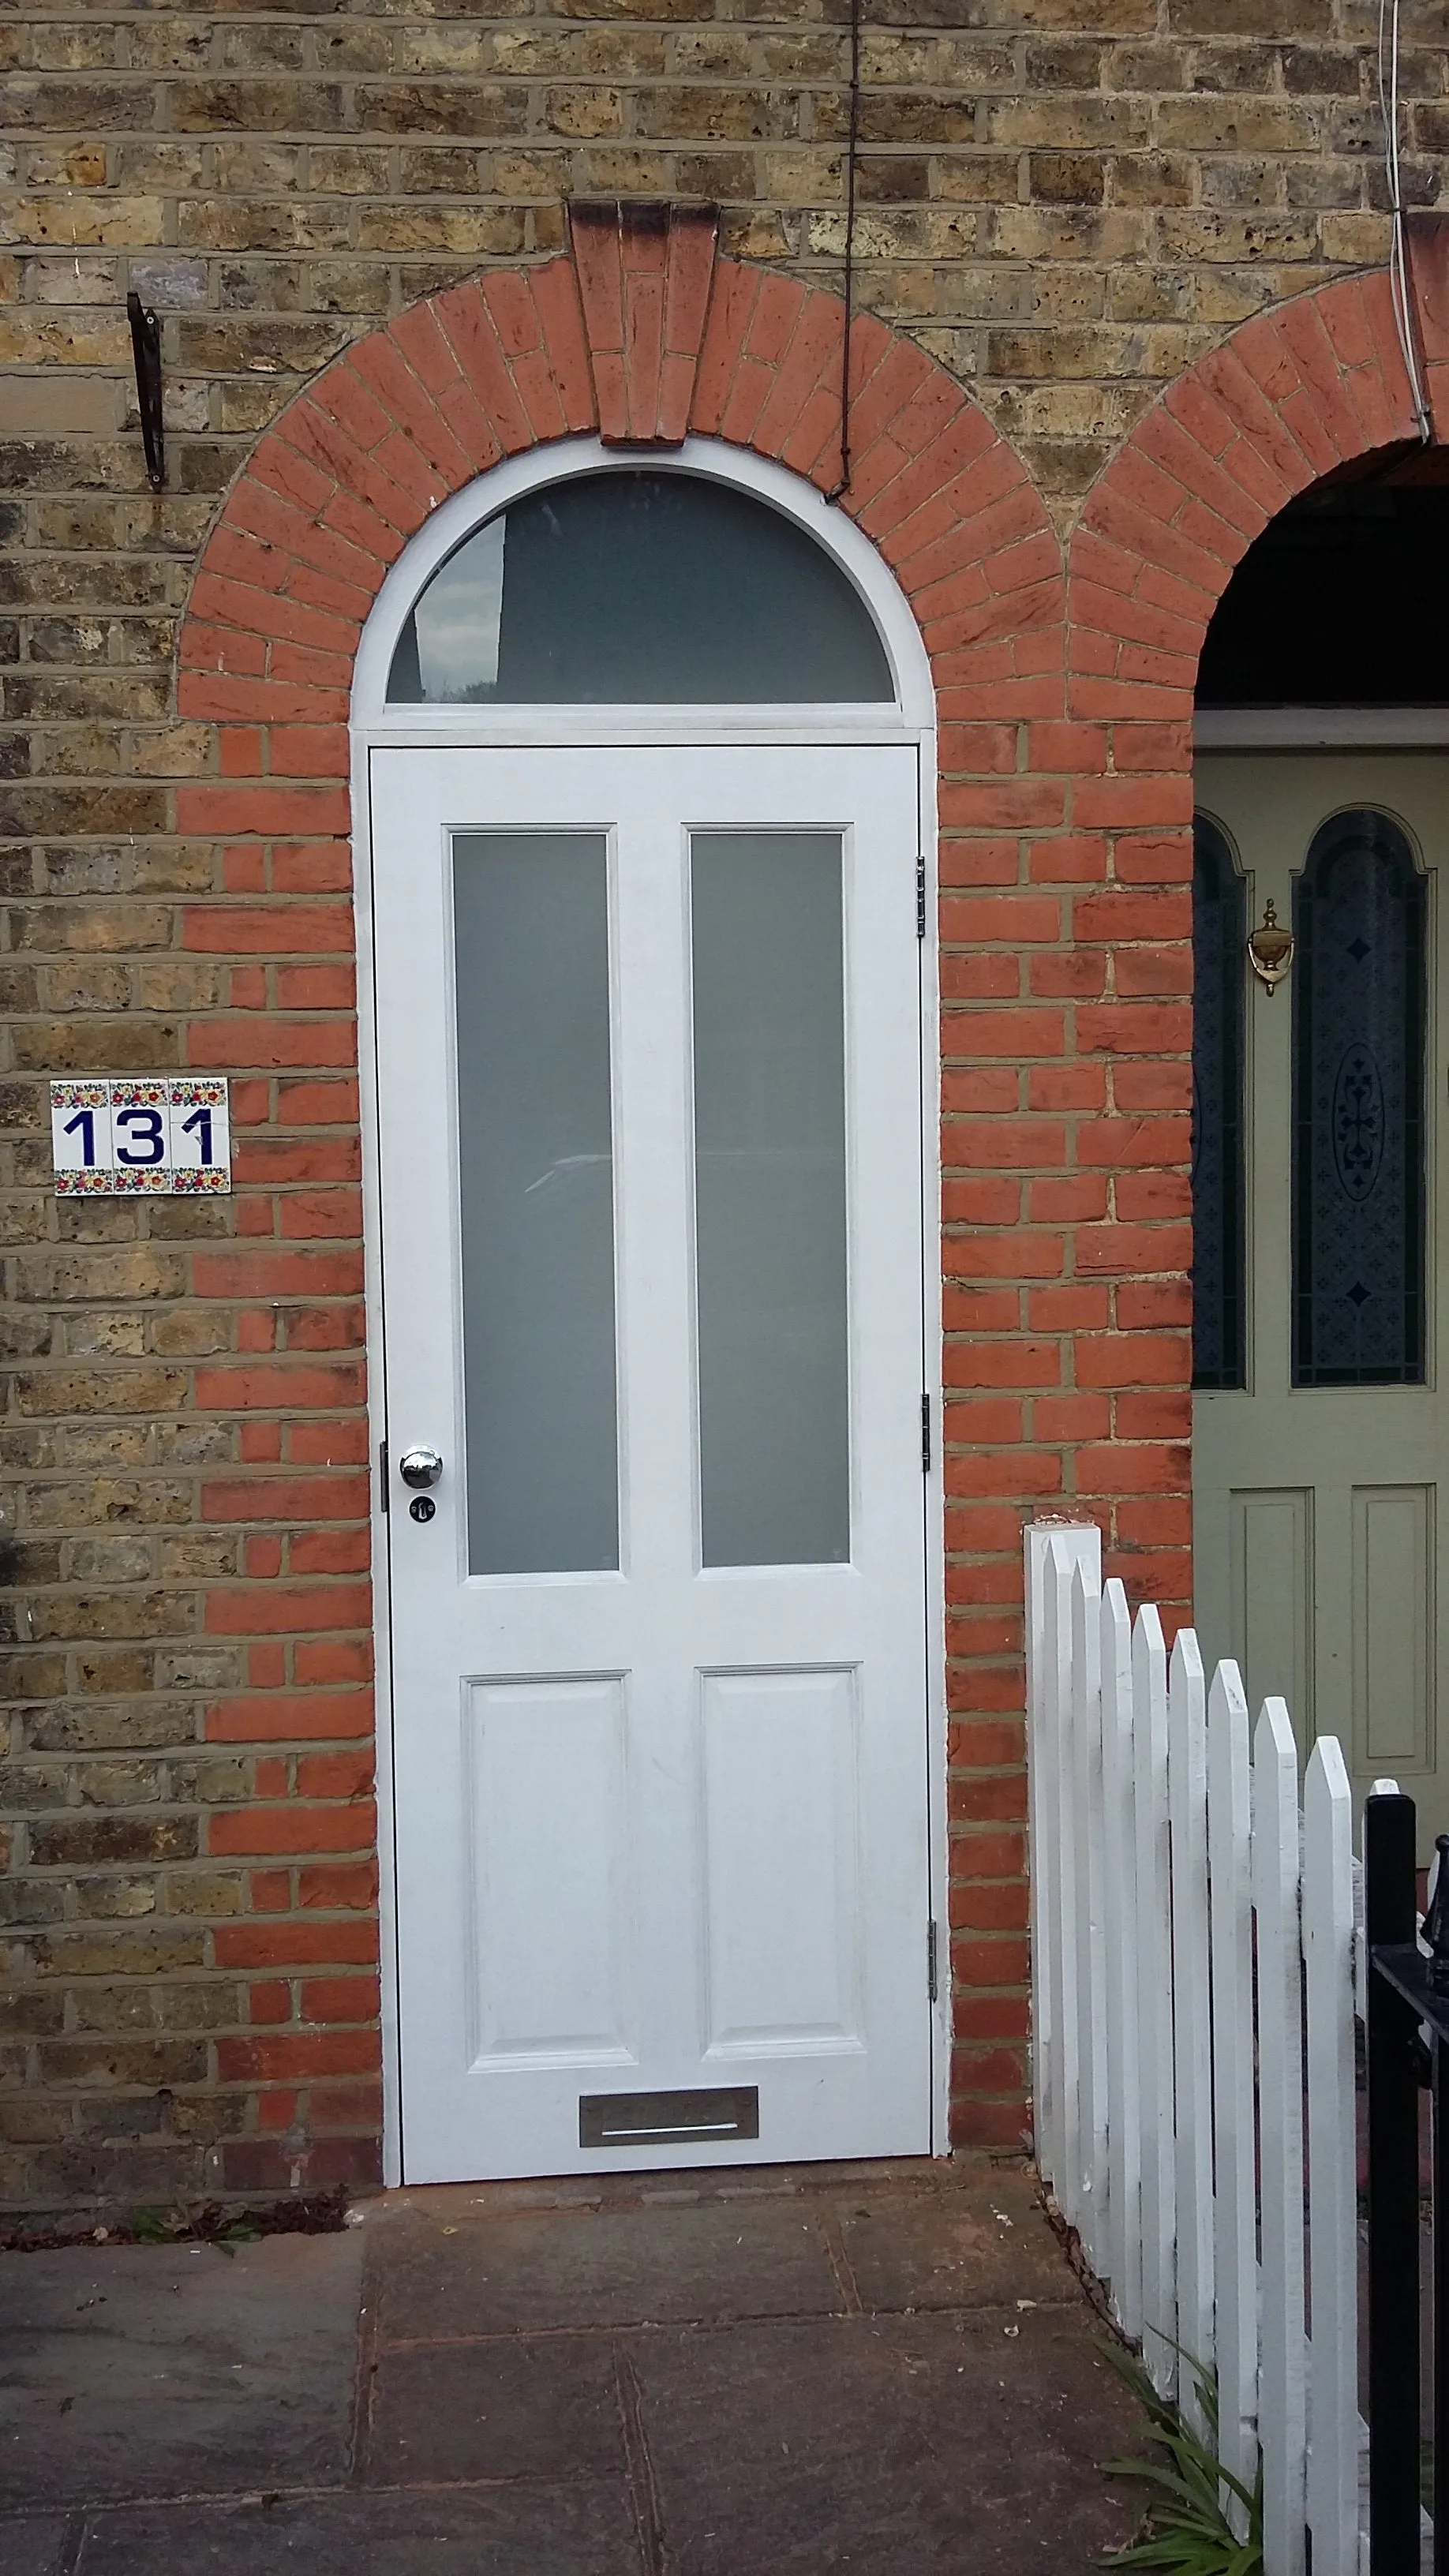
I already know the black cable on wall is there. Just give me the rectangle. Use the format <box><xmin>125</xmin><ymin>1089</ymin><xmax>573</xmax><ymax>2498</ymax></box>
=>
<box><xmin>828</xmin><ymin>0</ymin><xmax>863</xmax><ymax>503</ymax></box>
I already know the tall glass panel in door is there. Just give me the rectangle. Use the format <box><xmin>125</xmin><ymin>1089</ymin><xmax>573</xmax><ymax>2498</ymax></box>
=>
<box><xmin>1293</xmin><ymin>808</ymin><xmax>1426</xmax><ymax>1387</ymax></box>
<box><xmin>691</xmin><ymin>832</ymin><xmax>850</xmax><ymax>1568</ymax></box>
<box><xmin>1190</xmin><ymin>814</ymin><xmax>1246</xmax><ymax>1391</ymax></box>
<box><xmin>453</xmin><ymin>833</ymin><xmax>620</xmax><ymax>1574</ymax></box>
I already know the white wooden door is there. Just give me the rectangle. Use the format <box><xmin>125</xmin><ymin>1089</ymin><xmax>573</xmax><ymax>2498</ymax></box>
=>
<box><xmin>1193</xmin><ymin>754</ymin><xmax>1449</xmax><ymax>1844</ymax></box>
<box><xmin>370</xmin><ymin>743</ymin><xmax>934</xmax><ymax>2181</ymax></box>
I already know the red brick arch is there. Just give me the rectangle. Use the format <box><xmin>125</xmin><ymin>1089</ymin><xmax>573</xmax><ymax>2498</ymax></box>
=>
<box><xmin>1069</xmin><ymin>266</ymin><xmax>1444</xmax><ymax>724</ymax></box>
<box><xmin>170</xmin><ymin>210</ymin><xmax>1071</xmax><ymax>2181</ymax></box>
<box><xmin>178</xmin><ymin>224</ymin><xmax>1065</xmax><ymax>785</ymax></box>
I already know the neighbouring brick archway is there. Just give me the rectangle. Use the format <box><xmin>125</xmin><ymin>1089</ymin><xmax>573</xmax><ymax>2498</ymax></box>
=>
<box><xmin>1069</xmin><ymin>265</ymin><xmax>1447</xmax><ymax>726</ymax></box>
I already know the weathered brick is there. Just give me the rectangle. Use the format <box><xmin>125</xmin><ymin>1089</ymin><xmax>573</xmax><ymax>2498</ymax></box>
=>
<box><xmin>29</xmin><ymin>1815</ymin><xmax>198</xmax><ymax>1868</ymax></box>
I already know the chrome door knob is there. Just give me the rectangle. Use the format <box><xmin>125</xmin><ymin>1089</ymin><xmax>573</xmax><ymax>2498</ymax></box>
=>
<box><xmin>399</xmin><ymin>1446</ymin><xmax>444</xmax><ymax>1490</ymax></box>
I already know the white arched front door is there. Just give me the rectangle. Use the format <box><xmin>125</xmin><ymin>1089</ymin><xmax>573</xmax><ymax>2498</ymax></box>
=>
<box><xmin>355</xmin><ymin>445</ymin><xmax>942</xmax><ymax>2183</ymax></box>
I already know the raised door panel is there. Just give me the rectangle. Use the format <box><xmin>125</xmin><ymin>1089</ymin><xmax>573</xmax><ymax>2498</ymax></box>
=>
<box><xmin>1352</xmin><ymin>1485</ymin><xmax>1435</xmax><ymax>1777</ymax></box>
<box><xmin>699</xmin><ymin>1666</ymin><xmax>863</xmax><ymax>2057</ymax></box>
<box><xmin>1228</xmin><ymin>1487</ymin><xmax>1314</xmax><ymax>1736</ymax></box>
<box><xmin>466</xmin><ymin>1675</ymin><xmax>632</xmax><ymax>2069</ymax></box>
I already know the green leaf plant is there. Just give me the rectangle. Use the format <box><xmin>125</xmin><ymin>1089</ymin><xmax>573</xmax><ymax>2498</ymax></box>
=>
<box><xmin>126</xmin><ymin>2204</ymin><xmax>263</xmax><ymax>2254</ymax></box>
<box><xmin>1099</xmin><ymin>2338</ymin><xmax>1264</xmax><ymax>2576</ymax></box>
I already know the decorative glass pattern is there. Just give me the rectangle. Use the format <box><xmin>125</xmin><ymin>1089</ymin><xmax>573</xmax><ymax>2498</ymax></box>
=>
<box><xmin>1191</xmin><ymin>814</ymin><xmax>1247</xmax><ymax>1390</ymax></box>
<box><xmin>388</xmin><ymin>470</ymin><xmax>894</xmax><ymax>705</ymax></box>
<box><xmin>1293</xmin><ymin>809</ymin><xmax>1425</xmax><ymax>1387</ymax></box>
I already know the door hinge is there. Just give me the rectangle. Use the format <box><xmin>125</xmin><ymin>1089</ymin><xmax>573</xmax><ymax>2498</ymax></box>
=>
<box><xmin>920</xmin><ymin>1393</ymin><xmax>931</xmax><ymax>1473</ymax></box>
<box><xmin>915</xmin><ymin>853</ymin><xmax>927</xmax><ymax>940</ymax></box>
<box><xmin>378</xmin><ymin>1439</ymin><xmax>389</xmax><ymax>1515</ymax></box>
<box><xmin>927</xmin><ymin>1919</ymin><xmax>939</xmax><ymax>2003</ymax></box>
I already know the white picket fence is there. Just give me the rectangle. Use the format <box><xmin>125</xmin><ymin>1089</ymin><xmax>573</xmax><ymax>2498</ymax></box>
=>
<box><xmin>1025</xmin><ymin>1522</ymin><xmax>1363</xmax><ymax>2576</ymax></box>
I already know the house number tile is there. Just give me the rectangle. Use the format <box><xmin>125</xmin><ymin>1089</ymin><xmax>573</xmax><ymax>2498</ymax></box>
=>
<box><xmin>50</xmin><ymin>1076</ymin><xmax>232</xmax><ymax>1196</ymax></box>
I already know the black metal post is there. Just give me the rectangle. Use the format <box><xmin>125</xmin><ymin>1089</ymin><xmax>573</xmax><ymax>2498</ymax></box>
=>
<box><xmin>1367</xmin><ymin>1788</ymin><xmax>1422</xmax><ymax>2576</ymax></box>
<box><xmin>1435</xmin><ymin>2027</ymin><xmax>1449</xmax><ymax>2574</ymax></box>
<box><xmin>1424</xmin><ymin>1834</ymin><xmax>1449</xmax><ymax>2576</ymax></box>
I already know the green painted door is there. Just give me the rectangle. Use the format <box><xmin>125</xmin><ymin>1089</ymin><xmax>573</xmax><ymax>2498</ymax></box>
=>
<box><xmin>1193</xmin><ymin>754</ymin><xmax>1449</xmax><ymax>1848</ymax></box>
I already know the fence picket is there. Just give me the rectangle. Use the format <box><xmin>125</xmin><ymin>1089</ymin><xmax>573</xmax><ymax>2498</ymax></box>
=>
<box><xmin>1168</xmin><ymin>1627</ymin><xmax>1215</xmax><ymax>2414</ymax></box>
<box><xmin>1024</xmin><ymin>1527</ymin><xmax>1061</xmax><ymax>2199</ymax></box>
<box><xmin>1025</xmin><ymin>1525</ymin><xmax>1099</xmax><ymax>2211</ymax></box>
<box><xmin>1206</xmin><ymin>1657</ymin><xmax>1257</xmax><ymax>2521</ymax></box>
<box><xmin>1070</xmin><ymin>1559</ymin><xmax>1108</xmax><ymax>2263</ymax></box>
<box><xmin>1100</xmin><ymin>1578</ymin><xmax>1140</xmax><ymax>2335</ymax></box>
<box><xmin>1043</xmin><ymin>1544</ymin><xmax>1079</xmax><ymax>2226</ymax></box>
<box><xmin>1131</xmin><ymin>1599</ymin><xmax>1176</xmax><ymax>2399</ymax></box>
<box><xmin>1303</xmin><ymin>1735</ymin><xmax>1357</xmax><ymax>2576</ymax></box>
<box><xmin>1254</xmin><ymin>1695</ymin><xmax>1309</xmax><ymax>2576</ymax></box>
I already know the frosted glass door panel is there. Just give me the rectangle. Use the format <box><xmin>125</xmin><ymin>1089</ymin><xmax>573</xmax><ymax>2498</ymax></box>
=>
<box><xmin>691</xmin><ymin>831</ymin><xmax>849</xmax><ymax>1568</ymax></box>
<box><xmin>453</xmin><ymin>832</ymin><xmax>619</xmax><ymax>1574</ymax></box>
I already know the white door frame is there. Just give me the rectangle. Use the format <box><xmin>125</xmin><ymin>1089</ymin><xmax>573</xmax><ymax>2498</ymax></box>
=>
<box><xmin>1195</xmin><ymin>708</ymin><xmax>1449</xmax><ymax>751</ymax></box>
<box><xmin>349</xmin><ymin>434</ymin><xmax>945</xmax><ymax>2185</ymax></box>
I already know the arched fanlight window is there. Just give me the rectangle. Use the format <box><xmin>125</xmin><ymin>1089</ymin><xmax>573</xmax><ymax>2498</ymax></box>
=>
<box><xmin>1192</xmin><ymin>813</ymin><xmax>1246</xmax><ymax>1391</ymax></box>
<box><xmin>386</xmin><ymin>468</ymin><xmax>895</xmax><ymax>706</ymax></box>
<box><xmin>1293</xmin><ymin>809</ymin><xmax>1426</xmax><ymax>1386</ymax></box>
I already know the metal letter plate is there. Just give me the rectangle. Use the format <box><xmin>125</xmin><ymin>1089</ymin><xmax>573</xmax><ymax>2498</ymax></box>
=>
<box><xmin>578</xmin><ymin>2085</ymin><xmax>760</xmax><ymax>2149</ymax></box>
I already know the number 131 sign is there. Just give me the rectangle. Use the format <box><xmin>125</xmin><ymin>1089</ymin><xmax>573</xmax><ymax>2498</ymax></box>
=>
<box><xmin>51</xmin><ymin>1078</ymin><xmax>231</xmax><ymax>1196</ymax></box>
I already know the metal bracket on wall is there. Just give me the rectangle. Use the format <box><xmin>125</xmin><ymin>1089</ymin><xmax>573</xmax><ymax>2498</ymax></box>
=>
<box><xmin>126</xmin><ymin>291</ymin><xmax>165</xmax><ymax>492</ymax></box>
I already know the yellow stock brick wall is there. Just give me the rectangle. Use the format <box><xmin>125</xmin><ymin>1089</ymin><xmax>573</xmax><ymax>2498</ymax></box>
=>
<box><xmin>1</xmin><ymin>0</ymin><xmax>1446</xmax><ymax>2208</ymax></box>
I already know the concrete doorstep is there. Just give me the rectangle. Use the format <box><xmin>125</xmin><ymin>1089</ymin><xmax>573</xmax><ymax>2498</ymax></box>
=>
<box><xmin>0</xmin><ymin>2155</ymin><xmax>1144</xmax><ymax>2574</ymax></box>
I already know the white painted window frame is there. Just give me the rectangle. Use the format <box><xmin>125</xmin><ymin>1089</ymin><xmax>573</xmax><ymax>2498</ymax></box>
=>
<box><xmin>349</xmin><ymin>433</ymin><xmax>947</xmax><ymax>2182</ymax></box>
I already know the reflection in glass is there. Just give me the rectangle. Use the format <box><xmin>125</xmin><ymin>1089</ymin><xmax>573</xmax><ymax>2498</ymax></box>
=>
<box><xmin>405</xmin><ymin>518</ymin><xmax>504</xmax><ymax>705</ymax></box>
<box><xmin>1293</xmin><ymin>809</ymin><xmax>1425</xmax><ymax>1387</ymax></box>
<box><xmin>388</xmin><ymin>471</ymin><xmax>893</xmax><ymax>705</ymax></box>
<box><xmin>691</xmin><ymin>833</ymin><xmax>850</xmax><ymax>1567</ymax></box>
<box><xmin>454</xmin><ymin>833</ymin><xmax>619</xmax><ymax>1572</ymax></box>
<box><xmin>1191</xmin><ymin>814</ymin><xmax>1246</xmax><ymax>1390</ymax></box>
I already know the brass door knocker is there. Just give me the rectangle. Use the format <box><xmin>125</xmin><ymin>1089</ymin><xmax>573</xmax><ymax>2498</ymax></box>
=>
<box><xmin>1247</xmin><ymin>897</ymin><xmax>1294</xmax><ymax>994</ymax></box>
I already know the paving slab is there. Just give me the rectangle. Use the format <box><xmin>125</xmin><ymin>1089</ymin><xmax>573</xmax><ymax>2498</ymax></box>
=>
<box><xmin>365</xmin><ymin>2334</ymin><xmax>627</xmax><ymax>2486</ymax></box>
<box><xmin>0</xmin><ymin>2516</ymin><xmax>74</xmax><ymax>2575</ymax></box>
<box><xmin>627</xmin><ymin>2307</ymin><xmax>1140</xmax><ymax>2574</ymax></box>
<box><xmin>0</xmin><ymin>2233</ymin><xmax>365</xmax><ymax>2509</ymax></box>
<box><xmin>387</xmin><ymin>2158</ymin><xmax>957</xmax><ymax>2220</ymax></box>
<box><xmin>834</xmin><ymin>2165</ymin><xmax>1078</xmax><ymax>2313</ymax></box>
<box><xmin>368</xmin><ymin>2195</ymin><xmax>846</xmax><ymax>2339</ymax></box>
<box><xmin>73</xmin><ymin>2482</ymin><xmax>643</xmax><ymax>2575</ymax></box>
